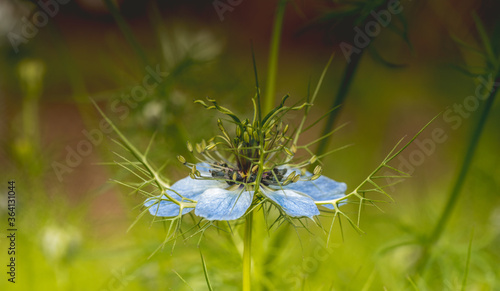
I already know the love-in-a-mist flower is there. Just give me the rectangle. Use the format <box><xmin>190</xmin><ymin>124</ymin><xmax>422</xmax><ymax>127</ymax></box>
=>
<box><xmin>144</xmin><ymin>97</ymin><xmax>347</xmax><ymax>221</ymax></box>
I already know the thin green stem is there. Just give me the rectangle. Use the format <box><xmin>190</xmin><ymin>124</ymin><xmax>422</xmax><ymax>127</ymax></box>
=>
<box><xmin>315</xmin><ymin>48</ymin><xmax>365</xmax><ymax>156</ymax></box>
<box><xmin>243</xmin><ymin>212</ymin><xmax>253</xmax><ymax>291</ymax></box>
<box><xmin>264</xmin><ymin>0</ymin><xmax>288</xmax><ymax>114</ymax></box>
<box><xmin>416</xmin><ymin>73</ymin><xmax>500</xmax><ymax>274</ymax></box>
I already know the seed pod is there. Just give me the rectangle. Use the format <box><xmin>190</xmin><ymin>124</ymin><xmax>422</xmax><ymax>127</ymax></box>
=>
<box><xmin>191</xmin><ymin>165</ymin><xmax>197</xmax><ymax>175</ymax></box>
<box><xmin>236</xmin><ymin>126</ymin><xmax>242</xmax><ymax>137</ymax></box>
<box><xmin>177</xmin><ymin>155</ymin><xmax>186</xmax><ymax>164</ymax></box>
<box><xmin>195</xmin><ymin>170</ymin><xmax>201</xmax><ymax>177</ymax></box>
<box><xmin>313</xmin><ymin>165</ymin><xmax>322</xmax><ymax>176</ymax></box>
<box><xmin>232</xmin><ymin>172</ymin><xmax>237</xmax><ymax>181</ymax></box>
<box><xmin>290</xmin><ymin>144</ymin><xmax>297</xmax><ymax>154</ymax></box>
<box><xmin>311</xmin><ymin>174</ymin><xmax>321</xmax><ymax>181</ymax></box>
<box><xmin>284</xmin><ymin>147</ymin><xmax>294</xmax><ymax>156</ymax></box>
<box><xmin>189</xmin><ymin>172</ymin><xmax>196</xmax><ymax>179</ymax></box>
<box><xmin>309</xmin><ymin>155</ymin><xmax>317</xmax><ymax>164</ymax></box>
<box><xmin>201</xmin><ymin>139</ymin><xmax>207</xmax><ymax>150</ymax></box>
<box><xmin>186</xmin><ymin>141</ymin><xmax>193</xmax><ymax>153</ymax></box>
<box><xmin>251</xmin><ymin>164</ymin><xmax>259</xmax><ymax>173</ymax></box>
<box><xmin>243</xmin><ymin>131</ymin><xmax>250</xmax><ymax>143</ymax></box>
<box><xmin>292</xmin><ymin>175</ymin><xmax>300</xmax><ymax>183</ymax></box>
<box><xmin>300</xmin><ymin>168</ymin><xmax>306</xmax><ymax>176</ymax></box>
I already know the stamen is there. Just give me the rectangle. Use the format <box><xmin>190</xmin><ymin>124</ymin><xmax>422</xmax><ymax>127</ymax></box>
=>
<box><xmin>285</xmin><ymin>171</ymin><xmax>296</xmax><ymax>182</ymax></box>
<box><xmin>283</xmin><ymin>124</ymin><xmax>289</xmax><ymax>135</ymax></box>
<box><xmin>313</xmin><ymin>165</ymin><xmax>322</xmax><ymax>176</ymax></box>
<box><xmin>195</xmin><ymin>143</ymin><xmax>203</xmax><ymax>154</ymax></box>
<box><xmin>177</xmin><ymin>155</ymin><xmax>187</xmax><ymax>164</ymax></box>
<box><xmin>206</xmin><ymin>143</ymin><xmax>217</xmax><ymax>151</ymax></box>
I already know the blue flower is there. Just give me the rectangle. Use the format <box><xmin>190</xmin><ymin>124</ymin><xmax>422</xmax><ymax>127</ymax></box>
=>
<box><xmin>145</xmin><ymin>164</ymin><xmax>346</xmax><ymax>221</ymax></box>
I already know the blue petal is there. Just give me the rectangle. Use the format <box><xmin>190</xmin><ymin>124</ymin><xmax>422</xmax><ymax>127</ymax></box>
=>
<box><xmin>194</xmin><ymin>187</ymin><xmax>253</xmax><ymax>221</ymax></box>
<box><xmin>261</xmin><ymin>188</ymin><xmax>320</xmax><ymax>218</ymax></box>
<box><xmin>144</xmin><ymin>194</ymin><xmax>191</xmax><ymax>217</ymax></box>
<box><xmin>144</xmin><ymin>175</ymin><xmax>226</xmax><ymax>217</ymax></box>
<box><xmin>170</xmin><ymin>175</ymin><xmax>225</xmax><ymax>199</ymax></box>
<box><xmin>284</xmin><ymin>175</ymin><xmax>346</xmax><ymax>209</ymax></box>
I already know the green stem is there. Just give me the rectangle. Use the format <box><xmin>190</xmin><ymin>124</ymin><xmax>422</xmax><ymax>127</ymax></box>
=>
<box><xmin>264</xmin><ymin>0</ymin><xmax>288</xmax><ymax>114</ymax></box>
<box><xmin>315</xmin><ymin>48</ymin><xmax>365</xmax><ymax>156</ymax></box>
<box><xmin>416</xmin><ymin>73</ymin><xmax>500</xmax><ymax>273</ymax></box>
<box><xmin>243</xmin><ymin>212</ymin><xmax>253</xmax><ymax>291</ymax></box>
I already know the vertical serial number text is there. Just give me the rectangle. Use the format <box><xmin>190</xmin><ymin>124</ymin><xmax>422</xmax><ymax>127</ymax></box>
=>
<box><xmin>7</xmin><ymin>180</ymin><xmax>16</xmax><ymax>283</ymax></box>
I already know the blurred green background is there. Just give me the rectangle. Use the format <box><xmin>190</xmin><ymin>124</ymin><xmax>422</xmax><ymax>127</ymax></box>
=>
<box><xmin>1</xmin><ymin>0</ymin><xmax>499</xmax><ymax>290</ymax></box>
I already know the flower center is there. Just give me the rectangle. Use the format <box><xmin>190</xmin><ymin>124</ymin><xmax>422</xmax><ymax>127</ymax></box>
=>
<box><xmin>211</xmin><ymin>162</ymin><xmax>288</xmax><ymax>186</ymax></box>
